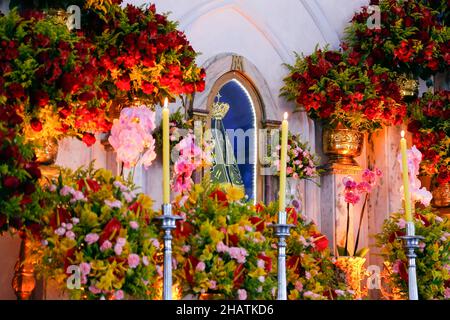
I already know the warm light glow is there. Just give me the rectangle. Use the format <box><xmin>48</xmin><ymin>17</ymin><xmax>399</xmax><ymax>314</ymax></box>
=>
<box><xmin>283</xmin><ymin>112</ymin><xmax>288</xmax><ymax>120</ymax></box>
<box><xmin>401</xmin><ymin>130</ymin><xmax>405</xmax><ymax>138</ymax></box>
<box><xmin>164</xmin><ymin>97</ymin><xmax>168</xmax><ymax>109</ymax></box>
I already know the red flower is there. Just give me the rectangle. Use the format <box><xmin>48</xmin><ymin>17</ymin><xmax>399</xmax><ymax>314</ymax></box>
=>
<box><xmin>286</xmin><ymin>207</ymin><xmax>298</xmax><ymax>225</ymax></box>
<box><xmin>3</xmin><ymin>176</ymin><xmax>20</xmax><ymax>189</ymax></box>
<box><xmin>209</xmin><ymin>189</ymin><xmax>228</xmax><ymax>206</ymax></box>
<box><xmin>257</xmin><ymin>254</ymin><xmax>272</xmax><ymax>272</ymax></box>
<box><xmin>174</xmin><ymin>220</ymin><xmax>194</xmax><ymax>238</ymax></box>
<box><xmin>99</xmin><ymin>218</ymin><xmax>122</xmax><ymax>245</ymax></box>
<box><xmin>311</xmin><ymin>232</ymin><xmax>329</xmax><ymax>252</ymax></box>
<box><xmin>63</xmin><ymin>247</ymin><xmax>76</xmax><ymax>273</ymax></box>
<box><xmin>30</xmin><ymin>118</ymin><xmax>43</xmax><ymax>132</ymax></box>
<box><xmin>49</xmin><ymin>207</ymin><xmax>72</xmax><ymax>230</ymax></box>
<box><xmin>142</xmin><ymin>82</ymin><xmax>155</xmax><ymax>94</ymax></box>
<box><xmin>415</xmin><ymin>213</ymin><xmax>430</xmax><ymax>227</ymax></box>
<box><xmin>60</xmin><ymin>73</ymin><xmax>81</xmax><ymax>94</ymax></box>
<box><xmin>25</xmin><ymin>162</ymin><xmax>41</xmax><ymax>180</ymax></box>
<box><xmin>184</xmin><ymin>255</ymin><xmax>199</xmax><ymax>285</ymax></box>
<box><xmin>77</xmin><ymin>178</ymin><xmax>101</xmax><ymax>194</ymax></box>
<box><xmin>397</xmin><ymin>260</ymin><xmax>408</xmax><ymax>282</ymax></box>
<box><xmin>233</xmin><ymin>263</ymin><xmax>245</xmax><ymax>288</ymax></box>
<box><xmin>82</xmin><ymin>133</ymin><xmax>96</xmax><ymax>147</ymax></box>
<box><xmin>388</xmin><ymin>230</ymin><xmax>405</xmax><ymax>243</ymax></box>
<box><xmin>7</xmin><ymin>83</ymin><xmax>25</xmax><ymax>100</ymax></box>
<box><xmin>249</xmin><ymin>216</ymin><xmax>265</xmax><ymax>232</ymax></box>
<box><xmin>32</xmin><ymin>90</ymin><xmax>49</xmax><ymax>107</ymax></box>
<box><xmin>116</xmin><ymin>76</ymin><xmax>131</xmax><ymax>91</ymax></box>
<box><xmin>394</xmin><ymin>40</ymin><xmax>414</xmax><ymax>63</ymax></box>
<box><xmin>287</xmin><ymin>255</ymin><xmax>302</xmax><ymax>274</ymax></box>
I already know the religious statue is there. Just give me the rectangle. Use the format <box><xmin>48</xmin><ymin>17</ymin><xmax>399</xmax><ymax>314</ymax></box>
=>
<box><xmin>210</xmin><ymin>94</ymin><xmax>245</xmax><ymax>189</ymax></box>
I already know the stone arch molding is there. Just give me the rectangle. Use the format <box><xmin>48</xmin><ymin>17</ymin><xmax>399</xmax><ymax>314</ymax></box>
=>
<box><xmin>193</xmin><ymin>53</ymin><xmax>278</xmax><ymax>123</ymax></box>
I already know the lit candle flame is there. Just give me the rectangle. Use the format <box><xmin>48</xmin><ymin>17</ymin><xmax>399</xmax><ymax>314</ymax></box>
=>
<box><xmin>164</xmin><ymin>97</ymin><xmax>168</xmax><ymax>109</ymax></box>
<box><xmin>283</xmin><ymin>112</ymin><xmax>288</xmax><ymax>120</ymax></box>
<box><xmin>401</xmin><ymin>130</ymin><xmax>405</xmax><ymax>138</ymax></box>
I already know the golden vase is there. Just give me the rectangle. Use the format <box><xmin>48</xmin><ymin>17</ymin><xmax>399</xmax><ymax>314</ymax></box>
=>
<box><xmin>198</xmin><ymin>293</ymin><xmax>226</xmax><ymax>300</ymax></box>
<box><xmin>323</xmin><ymin>127</ymin><xmax>364</xmax><ymax>167</ymax></box>
<box><xmin>12</xmin><ymin>137</ymin><xmax>59</xmax><ymax>300</ymax></box>
<box><xmin>11</xmin><ymin>231</ymin><xmax>37</xmax><ymax>300</ymax></box>
<box><xmin>396</xmin><ymin>74</ymin><xmax>419</xmax><ymax>99</ymax></box>
<box><xmin>335</xmin><ymin>256</ymin><xmax>368</xmax><ymax>299</ymax></box>
<box><xmin>431</xmin><ymin>182</ymin><xmax>450</xmax><ymax>208</ymax></box>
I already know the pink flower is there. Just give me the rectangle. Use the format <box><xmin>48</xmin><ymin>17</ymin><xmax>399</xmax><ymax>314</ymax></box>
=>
<box><xmin>128</xmin><ymin>253</ymin><xmax>140</xmax><ymax>268</ymax></box>
<box><xmin>141</xmin><ymin>137</ymin><xmax>157</xmax><ymax>169</ymax></box>
<box><xmin>228</xmin><ymin>247</ymin><xmax>248</xmax><ymax>264</ymax></box>
<box><xmin>445</xmin><ymin>288</ymin><xmax>450</xmax><ymax>299</ymax></box>
<box><xmin>357</xmin><ymin>181</ymin><xmax>372</xmax><ymax>194</ymax></box>
<box><xmin>79</xmin><ymin>262</ymin><xmax>91</xmax><ymax>275</ymax></box>
<box><xmin>116</xmin><ymin>237</ymin><xmax>127</xmax><ymax>246</ymax></box>
<box><xmin>151</xmin><ymin>238</ymin><xmax>160</xmax><ymax>248</ymax></box>
<box><xmin>209</xmin><ymin>280</ymin><xmax>217</xmax><ymax>290</ymax></box>
<box><xmin>65</xmin><ymin>231</ymin><xmax>75</xmax><ymax>240</ymax></box>
<box><xmin>100</xmin><ymin>240</ymin><xmax>112</xmax><ymax>252</ymax></box>
<box><xmin>237</xmin><ymin>289</ymin><xmax>247</xmax><ymax>300</ymax></box>
<box><xmin>89</xmin><ymin>285</ymin><xmax>101</xmax><ymax>294</ymax></box>
<box><xmin>182</xmin><ymin>245</ymin><xmax>191</xmax><ymax>253</ymax></box>
<box><xmin>142</xmin><ymin>256</ymin><xmax>149</xmax><ymax>266</ymax></box>
<box><xmin>114</xmin><ymin>290</ymin><xmax>124</xmax><ymax>300</ymax></box>
<box><xmin>257</xmin><ymin>259</ymin><xmax>265</xmax><ymax>269</ymax></box>
<box><xmin>60</xmin><ymin>185</ymin><xmax>74</xmax><ymax>196</ymax></box>
<box><xmin>195</xmin><ymin>261</ymin><xmax>206</xmax><ymax>272</ymax></box>
<box><xmin>105</xmin><ymin>199</ymin><xmax>122</xmax><ymax>209</ymax></box>
<box><xmin>396</xmin><ymin>218</ymin><xmax>407</xmax><ymax>229</ymax></box>
<box><xmin>129</xmin><ymin>221</ymin><xmax>139</xmax><ymax>229</ymax></box>
<box><xmin>70</xmin><ymin>190</ymin><xmax>87</xmax><ymax>203</ymax></box>
<box><xmin>344</xmin><ymin>190</ymin><xmax>360</xmax><ymax>205</ymax></box>
<box><xmin>362</xmin><ymin>169</ymin><xmax>376</xmax><ymax>186</ymax></box>
<box><xmin>295</xmin><ymin>281</ymin><xmax>303</xmax><ymax>292</ymax></box>
<box><xmin>55</xmin><ymin>227</ymin><xmax>66</xmax><ymax>236</ymax></box>
<box><xmin>114</xmin><ymin>243</ymin><xmax>123</xmax><ymax>255</ymax></box>
<box><xmin>216</xmin><ymin>241</ymin><xmax>229</xmax><ymax>253</ymax></box>
<box><xmin>342</xmin><ymin>176</ymin><xmax>357</xmax><ymax>189</ymax></box>
<box><xmin>156</xmin><ymin>265</ymin><xmax>163</xmax><ymax>277</ymax></box>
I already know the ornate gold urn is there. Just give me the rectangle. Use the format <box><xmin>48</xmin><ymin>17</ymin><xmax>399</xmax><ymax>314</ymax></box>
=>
<box><xmin>335</xmin><ymin>256</ymin><xmax>368</xmax><ymax>299</ymax></box>
<box><xmin>12</xmin><ymin>136</ymin><xmax>60</xmax><ymax>300</ymax></box>
<box><xmin>396</xmin><ymin>74</ymin><xmax>419</xmax><ymax>99</ymax></box>
<box><xmin>323</xmin><ymin>127</ymin><xmax>364</xmax><ymax>167</ymax></box>
<box><xmin>431</xmin><ymin>182</ymin><xmax>450</xmax><ymax>208</ymax></box>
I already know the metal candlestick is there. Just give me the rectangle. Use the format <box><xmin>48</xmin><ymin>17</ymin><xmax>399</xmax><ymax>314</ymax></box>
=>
<box><xmin>155</xmin><ymin>204</ymin><xmax>182</xmax><ymax>300</ymax></box>
<box><xmin>270</xmin><ymin>211</ymin><xmax>293</xmax><ymax>300</ymax></box>
<box><xmin>399</xmin><ymin>221</ymin><xmax>424</xmax><ymax>300</ymax></box>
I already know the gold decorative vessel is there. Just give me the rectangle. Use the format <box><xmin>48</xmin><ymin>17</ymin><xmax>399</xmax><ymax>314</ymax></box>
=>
<box><xmin>34</xmin><ymin>137</ymin><xmax>59</xmax><ymax>165</ymax></box>
<box><xmin>323</xmin><ymin>127</ymin><xmax>363</xmax><ymax>167</ymax></box>
<box><xmin>199</xmin><ymin>292</ymin><xmax>226</xmax><ymax>300</ymax></box>
<box><xmin>396</xmin><ymin>74</ymin><xmax>419</xmax><ymax>98</ymax></box>
<box><xmin>431</xmin><ymin>182</ymin><xmax>450</xmax><ymax>208</ymax></box>
<box><xmin>335</xmin><ymin>256</ymin><xmax>368</xmax><ymax>299</ymax></box>
<box><xmin>11</xmin><ymin>231</ymin><xmax>37</xmax><ymax>300</ymax></box>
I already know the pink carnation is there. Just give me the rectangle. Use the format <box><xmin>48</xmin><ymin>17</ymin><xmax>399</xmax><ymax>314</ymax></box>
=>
<box><xmin>85</xmin><ymin>233</ymin><xmax>99</xmax><ymax>245</ymax></box>
<box><xmin>128</xmin><ymin>253</ymin><xmax>140</xmax><ymax>268</ymax></box>
<box><xmin>237</xmin><ymin>289</ymin><xmax>247</xmax><ymax>300</ymax></box>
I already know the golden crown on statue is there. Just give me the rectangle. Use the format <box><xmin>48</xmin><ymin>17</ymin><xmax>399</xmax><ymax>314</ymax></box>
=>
<box><xmin>211</xmin><ymin>93</ymin><xmax>230</xmax><ymax>119</ymax></box>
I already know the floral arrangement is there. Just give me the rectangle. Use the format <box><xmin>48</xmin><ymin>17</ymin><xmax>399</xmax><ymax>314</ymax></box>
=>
<box><xmin>172</xmin><ymin>183</ymin><xmax>277</xmax><ymax>300</ymax></box>
<box><xmin>344</xmin><ymin>0</ymin><xmax>449</xmax><ymax>81</ymax></box>
<box><xmin>0</xmin><ymin>105</ymin><xmax>45</xmax><ymax>234</ymax></box>
<box><xmin>255</xmin><ymin>203</ymin><xmax>353</xmax><ymax>300</ymax></box>
<box><xmin>376</xmin><ymin>208</ymin><xmax>450</xmax><ymax>299</ymax></box>
<box><xmin>0</xmin><ymin>9</ymin><xmax>111</xmax><ymax>146</ymax></box>
<box><xmin>397</xmin><ymin>145</ymin><xmax>433</xmax><ymax>207</ymax></box>
<box><xmin>108</xmin><ymin>105</ymin><xmax>157</xmax><ymax>170</ymax></box>
<box><xmin>83</xmin><ymin>1</ymin><xmax>206</xmax><ymax>105</ymax></box>
<box><xmin>341</xmin><ymin>168</ymin><xmax>382</xmax><ymax>257</ymax></box>
<box><xmin>270</xmin><ymin>132</ymin><xmax>321</xmax><ymax>181</ymax></box>
<box><xmin>36</xmin><ymin>164</ymin><xmax>161</xmax><ymax>300</ymax></box>
<box><xmin>408</xmin><ymin>90</ymin><xmax>449</xmax><ymax>186</ymax></box>
<box><xmin>280</xmin><ymin>46</ymin><xmax>406</xmax><ymax>132</ymax></box>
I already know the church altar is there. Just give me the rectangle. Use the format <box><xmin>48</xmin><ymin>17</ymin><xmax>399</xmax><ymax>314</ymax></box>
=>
<box><xmin>0</xmin><ymin>0</ymin><xmax>448</xmax><ymax>301</ymax></box>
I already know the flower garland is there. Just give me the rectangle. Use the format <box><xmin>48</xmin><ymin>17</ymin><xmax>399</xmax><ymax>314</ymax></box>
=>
<box><xmin>0</xmin><ymin>9</ymin><xmax>111</xmax><ymax>146</ymax></box>
<box><xmin>376</xmin><ymin>208</ymin><xmax>450</xmax><ymax>300</ymax></box>
<box><xmin>172</xmin><ymin>183</ymin><xmax>277</xmax><ymax>300</ymax></box>
<box><xmin>36</xmin><ymin>164</ymin><xmax>161</xmax><ymax>300</ymax></box>
<box><xmin>344</xmin><ymin>0</ymin><xmax>449</xmax><ymax>81</ymax></box>
<box><xmin>281</xmin><ymin>46</ymin><xmax>406</xmax><ymax>132</ymax></box>
<box><xmin>408</xmin><ymin>90</ymin><xmax>449</xmax><ymax>186</ymax></box>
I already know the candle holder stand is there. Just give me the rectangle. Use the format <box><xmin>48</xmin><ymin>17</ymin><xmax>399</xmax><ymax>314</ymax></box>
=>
<box><xmin>399</xmin><ymin>221</ymin><xmax>424</xmax><ymax>300</ymax></box>
<box><xmin>269</xmin><ymin>211</ymin><xmax>294</xmax><ymax>300</ymax></box>
<box><xmin>155</xmin><ymin>204</ymin><xmax>182</xmax><ymax>300</ymax></box>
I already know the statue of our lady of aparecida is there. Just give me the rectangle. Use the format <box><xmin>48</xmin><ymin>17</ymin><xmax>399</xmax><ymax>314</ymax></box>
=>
<box><xmin>210</xmin><ymin>95</ymin><xmax>245</xmax><ymax>190</ymax></box>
